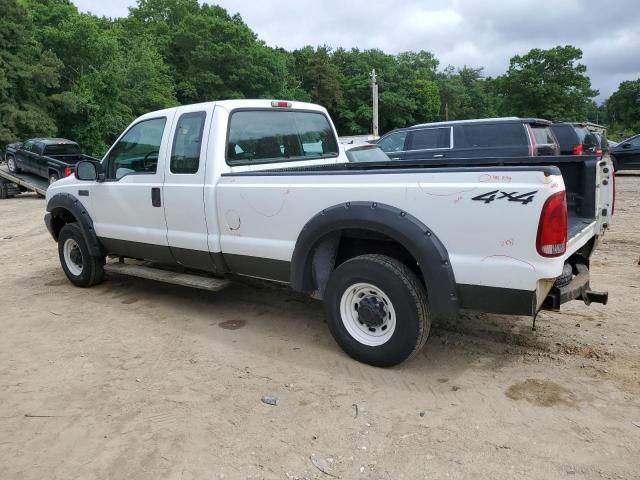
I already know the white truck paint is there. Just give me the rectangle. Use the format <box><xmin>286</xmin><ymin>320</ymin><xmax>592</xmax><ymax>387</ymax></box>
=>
<box><xmin>45</xmin><ymin>99</ymin><xmax>613</xmax><ymax>366</ymax></box>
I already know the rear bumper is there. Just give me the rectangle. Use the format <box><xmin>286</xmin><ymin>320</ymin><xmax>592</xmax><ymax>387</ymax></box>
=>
<box><xmin>541</xmin><ymin>263</ymin><xmax>608</xmax><ymax>311</ymax></box>
<box><xmin>458</xmin><ymin>263</ymin><xmax>607</xmax><ymax>317</ymax></box>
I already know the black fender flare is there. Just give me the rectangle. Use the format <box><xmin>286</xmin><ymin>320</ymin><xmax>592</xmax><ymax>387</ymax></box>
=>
<box><xmin>46</xmin><ymin>193</ymin><xmax>104</xmax><ymax>256</ymax></box>
<box><xmin>290</xmin><ymin>201</ymin><xmax>459</xmax><ymax>321</ymax></box>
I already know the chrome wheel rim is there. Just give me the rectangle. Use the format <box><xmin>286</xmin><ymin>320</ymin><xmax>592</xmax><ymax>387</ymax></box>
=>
<box><xmin>339</xmin><ymin>282</ymin><xmax>396</xmax><ymax>346</ymax></box>
<box><xmin>8</xmin><ymin>157</ymin><xmax>15</xmax><ymax>171</ymax></box>
<box><xmin>63</xmin><ymin>238</ymin><xmax>83</xmax><ymax>276</ymax></box>
<box><xmin>49</xmin><ymin>175</ymin><xmax>58</xmax><ymax>184</ymax></box>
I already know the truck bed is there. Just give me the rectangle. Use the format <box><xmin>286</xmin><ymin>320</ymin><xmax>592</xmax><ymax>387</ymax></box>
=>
<box><xmin>245</xmin><ymin>154</ymin><xmax>606</xmax><ymax>246</ymax></box>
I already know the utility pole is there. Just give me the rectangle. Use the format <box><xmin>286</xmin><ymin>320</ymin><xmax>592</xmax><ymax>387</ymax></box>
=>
<box><xmin>371</xmin><ymin>68</ymin><xmax>379</xmax><ymax>137</ymax></box>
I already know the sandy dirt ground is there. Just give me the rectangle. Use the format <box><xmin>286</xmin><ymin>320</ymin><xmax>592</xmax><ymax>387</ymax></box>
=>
<box><xmin>0</xmin><ymin>176</ymin><xmax>639</xmax><ymax>480</ymax></box>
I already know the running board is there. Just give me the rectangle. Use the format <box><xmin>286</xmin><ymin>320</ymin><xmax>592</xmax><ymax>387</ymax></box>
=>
<box><xmin>104</xmin><ymin>262</ymin><xmax>231</xmax><ymax>292</ymax></box>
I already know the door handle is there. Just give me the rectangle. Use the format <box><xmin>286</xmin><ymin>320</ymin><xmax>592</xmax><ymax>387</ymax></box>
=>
<box><xmin>433</xmin><ymin>154</ymin><xmax>445</xmax><ymax>158</ymax></box>
<box><xmin>151</xmin><ymin>187</ymin><xmax>161</xmax><ymax>207</ymax></box>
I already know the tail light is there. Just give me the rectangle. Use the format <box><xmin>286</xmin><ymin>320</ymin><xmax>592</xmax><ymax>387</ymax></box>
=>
<box><xmin>572</xmin><ymin>144</ymin><xmax>584</xmax><ymax>155</ymax></box>
<box><xmin>63</xmin><ymin>166</ymin><xmax>73</xmax><ymax>177</ymax></box>
<box><xmin>537</xmin><ymin>191</ymin><xmax>567</xmax><ymax>257</ymax></box>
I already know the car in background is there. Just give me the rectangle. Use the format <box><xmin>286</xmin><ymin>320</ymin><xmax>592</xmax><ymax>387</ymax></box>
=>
<box><xmin>343</xmin><ymin>143</ymin><xmax>390</xmax><ymax>163</ymax></box>
<box><xmin>609</xmin><ymin>134</ymin><xmax>640</xmax><ymax>171</ymax></box>
<box><xmin>608</xmin><ymin>139</ymin><xmax>619</xmax><ymax>149</ymax></box>
<box><xmin>550</xmin><ymin>123</ymin><xmax>600</xmax><ymax>156</ymax></box>
<box><xmin>375</xmin><ymin>117</ymin><xmax>559</xmax><ymax>161</ymax></box>
<box><xmin>5</xmin><ymin>138</ymin><xmax>94</xmax><ymax>184</ymax></box>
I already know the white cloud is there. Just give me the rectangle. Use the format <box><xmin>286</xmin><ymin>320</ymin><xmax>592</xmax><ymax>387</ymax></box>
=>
<box><xmin>71</xmin><ymin>0</ymin><xmax>640</xmax><ymax>100</ymax></box>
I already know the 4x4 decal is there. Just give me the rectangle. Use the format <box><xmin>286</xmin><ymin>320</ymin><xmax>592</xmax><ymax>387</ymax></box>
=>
<box><xmin>471</xmin><ymin>190</ymin><xmax>538</xmax><ymax>205</ymax></box>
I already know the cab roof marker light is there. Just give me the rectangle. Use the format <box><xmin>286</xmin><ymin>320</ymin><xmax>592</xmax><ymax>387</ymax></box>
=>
<box><xmin>271</xmin><ymin>101</ymin><xmax>292</xmax><ymax>108</ymax></box>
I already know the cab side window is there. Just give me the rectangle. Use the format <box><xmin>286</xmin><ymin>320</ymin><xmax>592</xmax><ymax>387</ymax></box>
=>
<box><xmin>170</xmin><ymin>112</ymin><xmax>206</xmax><ymax>174</ymax></box>
<box><xmin>22</xmin><ymin>140</ymin><xmax>34</xmax><ymax>152</ymax></box>
<box><xmin>377</xmin><ymin>131</ymin><xmax>407</xmax><ymax>152</ymax></box>
<box><xmin>106</xmin><ymin>117</ymin><xmax>167</xmax><ymax>180</ymax></box>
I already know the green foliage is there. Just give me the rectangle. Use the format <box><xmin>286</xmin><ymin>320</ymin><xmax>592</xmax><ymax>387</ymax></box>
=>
<box><xmin>0</xmin><ymin>0</ymin><xmax>63</xmax><ymax>146</ymax></box>
<box><xmin>603</xmin><ymin>79</ymin><xmax>640</xmax><ymax>137</ymax></box>
<box><xmin>494</xmin><ymin>45</ymin><xmax>598</xmax><ymax>120</ymax></box>
<box><xmin>1</xmin><ymin>1</ymin><xmax>636</xmax><ymax>155</ymax></box>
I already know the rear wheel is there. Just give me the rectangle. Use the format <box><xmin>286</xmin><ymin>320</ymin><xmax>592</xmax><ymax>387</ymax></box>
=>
<box><xmin>49</xmin><ymin>172</ymin><xmax>59</xmax><ymax>185</ymax></box>
<box><xmin>58</xmin><ymin>223</ymin><xmax>105</xmax><ymax>287</ymax></box>
<box><xmin>324</xmin><ymin>254</ymin><xmax>430</xmax><ymax>367</ymax></box>
<box><xmin>7</xmin><ymin>156</ymin><xmax>20</xmax><ymax>174</ymax></box>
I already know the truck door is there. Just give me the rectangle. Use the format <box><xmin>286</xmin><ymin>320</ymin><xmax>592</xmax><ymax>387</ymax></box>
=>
<box><xmin>90</xmin><ymin>113</ymin><xmax>176</xmax><ymax>264</ymax></box>
<box><xmin>17</xmin><ymin>140</ymin><xmax>34</xmax><ymax>173</ymax></box>
<box><xmin>162</xmin><ymin>106</ymin><xmax>217</xmax><ymax>272</ymax></box>
<box><xmin>33</xmin><ymin>142</ymin><xmax>47</xmax><ymax>178</ymax></box>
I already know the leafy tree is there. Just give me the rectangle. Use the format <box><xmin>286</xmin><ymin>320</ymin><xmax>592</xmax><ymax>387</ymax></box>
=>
<box><xmin>0</xmin><ymin>0</ymin><xmax>64</xmax><ymax>146</ymax></box>
<box><xmin>71</xmin><ymin>36</ymin><xmax>178</xmax><ymax>156</ymax></box>
<box><xmin>604</xmin><ymin>79</ymin><xmax>640</xmax><ymax>135</ymax></box>
<box><xmin>494</xmin><ymin>45</ymin><xmax>598</xmax><ymax>120</ymax></box>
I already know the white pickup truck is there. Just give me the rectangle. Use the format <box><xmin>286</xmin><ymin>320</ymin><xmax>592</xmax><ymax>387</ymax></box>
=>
<box><xmin>44</xmin><ymin>100</ymin><xmax>614</xmax><ymax>366</ymax></box>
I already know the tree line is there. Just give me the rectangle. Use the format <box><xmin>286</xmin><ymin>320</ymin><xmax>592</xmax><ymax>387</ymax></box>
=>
<box><xmin>1</xmin><ymin>0</ymin><xmax>638</xmax><ymax>156</ymax></box>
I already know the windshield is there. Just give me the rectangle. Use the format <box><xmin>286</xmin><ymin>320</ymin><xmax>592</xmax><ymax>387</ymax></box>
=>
<box><xmin>345</xmin><ymin>145</ymin><xmax>391</xmax><ymax>163</ymax></box>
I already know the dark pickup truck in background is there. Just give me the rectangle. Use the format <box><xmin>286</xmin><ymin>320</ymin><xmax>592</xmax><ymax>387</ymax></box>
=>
<box><xmin>5</xmin><ymin>138</ymin><xmax>95</xmax><ymax>184</ymax></box>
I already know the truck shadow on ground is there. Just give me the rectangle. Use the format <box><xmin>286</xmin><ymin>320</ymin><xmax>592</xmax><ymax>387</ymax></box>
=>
<box><xmin>33</xmin><ymin>266</ymin><xmax>606</xmax><ymax>386</ymax></box>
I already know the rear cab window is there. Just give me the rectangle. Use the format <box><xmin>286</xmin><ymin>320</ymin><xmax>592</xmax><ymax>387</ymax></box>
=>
<box><xmin>226</xmin><ymin>110</ymin><xmax>339</xmax><ymax>165</ymax></box>
<box><xmin>44</xmin><ymin>144</ymin><xmax>81</xmax><ymax>156</ymax></box>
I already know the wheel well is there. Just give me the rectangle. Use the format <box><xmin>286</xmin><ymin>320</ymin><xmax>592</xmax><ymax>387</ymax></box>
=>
<box><xmin>50</xmin><ymin>207</ymin><xmax>78</xmax><ymax>240</ymax></box>
<box><xmin>306</xmin><ymin>228</ymin><xmax>422</xmax><ymax>299</ymax></box>
<box><xmin>48</xmin><ymin>168</ymin><xmax>59</xmax><ymax>178</ymax></box>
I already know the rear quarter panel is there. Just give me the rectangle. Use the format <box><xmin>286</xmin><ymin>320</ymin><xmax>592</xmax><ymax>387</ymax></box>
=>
<box><xmin>216</xmin><ymin>169</ymin><xmax>566</xmax><ymax>291</ymax></box>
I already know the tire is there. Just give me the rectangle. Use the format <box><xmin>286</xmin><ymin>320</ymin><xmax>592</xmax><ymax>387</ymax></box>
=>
<box><xmin>58</xmin><ymin>223</ymin><xmax>105</xmax><ymax>287</ymax></box>
<box><xmin>0</xmin><ymin>180</ymin><xmax>8</xmax><ymax>199</ymax></box>
<box><xmin>7</xmin><ymin>156</ymin><xmax>20</xmax><ymax>174</ymax></box>
<box><xmin>324</xmin><ymin>254</ymin><xmax>430</xmax><ymax>367</ymax></box>
<box><xmin>49</xmin><ymin>172</ymin><xmax>60</xmax><ymax>185</ymax></box>
<box><xmin>554</xmin><ymin>262</ymin><xmax>573</xmax><ymax>288</ymax></box>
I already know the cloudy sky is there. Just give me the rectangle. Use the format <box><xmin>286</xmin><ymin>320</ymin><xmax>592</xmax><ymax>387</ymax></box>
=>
<box><xmin>72</xmin><ymin>0</ymin><xmax>640</xmax><ymax>101</ymax></box>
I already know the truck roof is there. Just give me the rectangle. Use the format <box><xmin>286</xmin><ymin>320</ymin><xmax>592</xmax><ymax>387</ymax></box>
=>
<box><xmin>30</xmin><ymin>138</ymin><xmax>78</xmax><ymax>145</ymax></box>
<box><xmin>412</xmin><ymin>117</ymin><xmax>551</xmax><ymax>128</ymax></box>
<box><xmin>136</xmin><ymin>99</ymin><xmax>329</xmax><ymax>122</ymax></box>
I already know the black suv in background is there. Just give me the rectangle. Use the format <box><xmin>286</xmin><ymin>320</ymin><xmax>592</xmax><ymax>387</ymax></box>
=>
<box><xmin>375</xmin><ymin>117</ymin><xmax>559</xmax><ymax>160</ymax></box>
<box><xmin>610</xmin><ymin>134</ymin><xmax>640</xmax><ymax>171</ymax></box>
<box><xmin>550</xmin><ymin>123</ymin><xmax>600</xmax><ymax>156</ymax></box>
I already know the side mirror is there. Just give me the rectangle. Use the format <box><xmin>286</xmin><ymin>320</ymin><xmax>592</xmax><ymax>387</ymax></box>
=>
<box><xmin>76</xmin><ymin>160</ymin><xmax>105</xmax><ymax>182</ymax></box>
<box><xmin>622</xmin><ymin>142</ymin><xmax>631</xmax><ymax>149</ymax></box>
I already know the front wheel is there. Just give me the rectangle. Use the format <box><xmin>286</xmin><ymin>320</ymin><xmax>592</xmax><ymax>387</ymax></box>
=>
<box><xmin>49</xmin><ymin>172</ymin><xmax>60</xmax><ymax>185</ymax></box>
<box><xmin>58</xmin><ymin>223</ymin><xmax>105</xmax><ymax>287</ymax></box>
<box><xmin>324</xmin><ymin>254</ymin><xmax>430</xmax><ymax>367</ymax></box>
